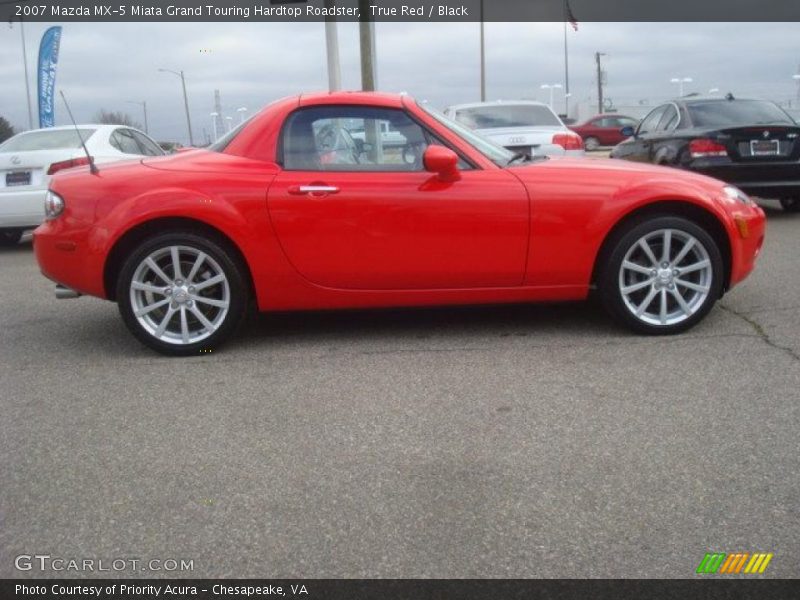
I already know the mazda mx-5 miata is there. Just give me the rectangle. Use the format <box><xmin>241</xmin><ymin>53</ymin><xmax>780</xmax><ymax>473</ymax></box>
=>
<box><xmin>34</xmin><ymin>92</ymin><xmax>766</xmax><ymax>355</ymax></box>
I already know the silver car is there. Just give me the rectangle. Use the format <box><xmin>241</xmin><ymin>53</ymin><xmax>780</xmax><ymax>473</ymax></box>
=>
<box><xmin>0</xmin><ymin>124</ymin><xmax>164</xmax><ymax>245</ymax></box>
<box><xmin>444</xmin><ymin>101</ymin><xmax>585</xmax><ymax>158</ymax></box>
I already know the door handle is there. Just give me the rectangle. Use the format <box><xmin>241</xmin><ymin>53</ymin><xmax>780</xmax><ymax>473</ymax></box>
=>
<box><xmin>288</xmin><ymin>185</ymin><xmax>340</xmax><ymax>196</ymax></box>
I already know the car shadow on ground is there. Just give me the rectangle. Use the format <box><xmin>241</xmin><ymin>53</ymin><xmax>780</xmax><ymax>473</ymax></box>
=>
<box><xmin>0</xmin><ymin>235</ymin><xmax>33</xmax><ymax>254</ymax></box>
<box><xmin>236</xmin><ymin>300</ymin><xmax>620</xmax><ymax>348</ymax></box>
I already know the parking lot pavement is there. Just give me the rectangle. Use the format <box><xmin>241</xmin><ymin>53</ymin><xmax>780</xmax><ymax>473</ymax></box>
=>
<box><xmin>1</xmin><ymin>206</ymin><xmax>798</xmax><ymax>579</ymax></box>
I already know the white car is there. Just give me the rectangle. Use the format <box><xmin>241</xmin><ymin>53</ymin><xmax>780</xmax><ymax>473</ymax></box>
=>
<box><xmin>443</xmin><ymin>101</ymin><xmax>584</xmax><ymax>158</ymax></box>
<box><xmin>0</xmin><ymin>124</ymin><xmax>165</xmax><ymax>245</ymax></box>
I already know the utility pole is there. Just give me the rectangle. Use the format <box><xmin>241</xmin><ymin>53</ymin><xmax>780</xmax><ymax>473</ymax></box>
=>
<box><xmin>324</xmin><ymin>0</ymin><xmax>341</xmax><ymax>91</ymax></box>
<box><xmin>595</xmin><ymin>52</ymin><xmax>606</xmax><ymax>114</ymax></box>
<box><xmin>357</xmin><ymin>0</ymin><xmax>380</xmax><ymax>163</ymax></box>
<box><xmin>358</xmin><ymin>0</ymin><xmax>377</xmax><ymax>91</ymax></box>
<box><xmin>480</xmin><ymin>0</ymin><xmax>486</xmax><ymax>101</ymax></box>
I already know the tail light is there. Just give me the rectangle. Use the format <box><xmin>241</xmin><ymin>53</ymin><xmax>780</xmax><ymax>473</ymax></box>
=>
<box><xmin>689</xmin><ymin>139</ymin><xmax>728</xmax><ymax>158</ymax></box>
<box><xmin>47</xmin><ymin>156</ymin><xmax>92</xmax><ymax>175</ymax></box>
<box><xmin>552</xmin><ymin>133</ymin><xmax>584</xmax><ymax>150</ymax></box>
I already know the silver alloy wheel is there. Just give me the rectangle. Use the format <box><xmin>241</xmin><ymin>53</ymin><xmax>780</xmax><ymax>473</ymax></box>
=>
<box><xmin>584</xmin><ymin>137</ymin><xmax>600</xmax><ymax>151</ymax></box>
<box><xmin>129</xmin><ymin>245</ymin><xmax>230</xmax><ymax>345</ymax></box>
<box><xmin>618</xmin><ymin>228</ymin><xmax>713</xmax><ymax>327</ymax></box>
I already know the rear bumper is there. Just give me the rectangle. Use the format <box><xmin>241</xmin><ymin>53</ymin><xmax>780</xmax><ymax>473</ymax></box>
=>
<box><xmin>33</xmin><ymin>219</ymin><xmax>107</xmax><ymax>299</ymax></box>
<box><xmin>0</xmin><ymin>188</ymin><xmax>46</xmax><ymax>228</ymax></box>
<box><xmin>691</xmin><ymin>161</ymin><xmax>800</xmax><ymax>199</ymax></box>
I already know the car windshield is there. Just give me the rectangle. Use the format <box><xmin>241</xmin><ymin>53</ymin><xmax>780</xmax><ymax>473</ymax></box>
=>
<box><xmin>454</xmin><ymin>104</ymin><xmax>562</xmax><ymax>129</ymax></box>
<box><xmin>687</xmin><ymin>100</ymin><xmax>795</xmax><ymax>127</ymax></box>
<box><xmin>418</xmin><ymin>103</ymin><xmax>515</xmax><ymax>167</ymax></box>
<box><xmin>0</xmin><ymin>128</ymin><xmax>97</xmax><ymax>152</ymax></box>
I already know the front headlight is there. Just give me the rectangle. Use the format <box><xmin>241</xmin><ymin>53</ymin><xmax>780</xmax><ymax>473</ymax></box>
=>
<box><xmin>44</xmin><ymin>190</ymin><xmax>65</xmax><ymax>219</ymax></box>
<box><xmin>723</xmin><ymin>186</ymin><xmax>755</xmax><ymax>206</ymax></box>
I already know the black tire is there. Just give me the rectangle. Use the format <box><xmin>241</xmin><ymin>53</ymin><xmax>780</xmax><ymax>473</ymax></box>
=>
<box><xmin>780</xmin><ymin>197</ymin><xmax>800</xmax><ymax>212</ymax></box>
<box><xmin>0</xmin><ymin>230</ymin><xmax>23</xmax><ymax>246</ymax></box>
<box><xmin>584</xmin><ymin>136</ymin><xmax>600</xmax><ymax>151</ymax></box>
<box><xmin>597</xmin><ymin>216</ymin><xmax>724</xmax><ymax>335</ymax></box>
<box><xmin>116</xmin><ymin>231</ymin><xmax>249</xmax><ymax>356</ymax></box>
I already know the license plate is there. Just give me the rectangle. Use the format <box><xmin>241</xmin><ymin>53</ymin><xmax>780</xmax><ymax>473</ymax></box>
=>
<box><xmin>750</xmin><ymin>139</ymin><xmax>779</xmax><ymax>156</ymax></box>
<box><xmin>5</xmin><ymin>171</ymin><xmax>31</xmax><ymax>187</ymax></box>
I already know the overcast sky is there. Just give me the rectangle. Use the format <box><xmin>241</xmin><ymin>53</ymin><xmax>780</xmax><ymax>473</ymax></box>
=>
<box><xmin>1</xmin><ymin>21</ymin><xmax>798</xmax><ymax>143</ymax></box>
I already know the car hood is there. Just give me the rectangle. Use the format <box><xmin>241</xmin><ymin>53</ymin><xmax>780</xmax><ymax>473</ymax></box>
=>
<box><xmin>511</xmin><ymin>156</ymin><xmax>727</xmax><ymax>197</ymax></box>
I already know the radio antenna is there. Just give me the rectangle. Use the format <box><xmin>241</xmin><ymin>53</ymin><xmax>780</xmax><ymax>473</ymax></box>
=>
<box><xmin>59</xmin><ymin>90</ymin><xmax>99</xmax><ymax>174</ymax></box>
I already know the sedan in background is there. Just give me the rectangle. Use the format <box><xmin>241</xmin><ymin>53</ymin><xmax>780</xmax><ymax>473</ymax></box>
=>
<box><xmin>610</xmin><ymin>96</ymin><xmax>800</xmax><ymax>211</ymax></box>
<box><xmin>35</xmin><ymin>92</ymin><xmax>764</xmax><ymax>355</ymax></box>
<box><xmin>0</xmin><ymin>124</ymin><xmax>165</xmax><ymax>244</ymax></box>
<box><xmin>444</xmin><ymin>101</ymin><xmax>584</xmax><ymax>157</ymax></box>
<box><xmin>570</xmin><ymin>114</ymin><xmax>640</xmax><ymax>150</ymax></box>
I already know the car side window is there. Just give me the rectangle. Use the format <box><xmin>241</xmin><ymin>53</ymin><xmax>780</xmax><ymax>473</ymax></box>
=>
<box><xmin>282</xmin><ymin>106</ymin><xmax>453</xmax><ymax>172</ymax></box>
<box><xmin>112</xmin><ymin>129</ymin><xmax>142</xmax><ymax>154</ymax></box>
<box><xmin>637</xmin><ymin>106</ymin><xmax>669</xmax><ymax>135</ymax></box>
<box><xmin>131</xmin><ymin>131</ymin><xmax>164</xmax><ymax>156</ymax></box>
<box><xmin>656</xmin><ymin>105</ymin><xmax>679</xmax><ymax>132</ymax></box>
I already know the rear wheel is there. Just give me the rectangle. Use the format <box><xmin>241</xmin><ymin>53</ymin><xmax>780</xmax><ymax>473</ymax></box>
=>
<box><xmin>584</xmin><ymin>136</ymin><xmax>600</xmax><ymax>151</ymax></box>
<box><xmin>780</xmin><ymin>197</ymin><xmax>800</xmax><ymax>212</ymax></box>
<box><xmin>0</xmin><ymin>230</ymin><xmax>23</xmax><ymax>246</ymax></box>
<box><xmin>598</xmin><ymin>216</ymin><xmax>723</xmax><ymax>334</ymax></box>
<box><xmin>117</xmin><ymin>231</ymin><xmax>248</xmax><ymax>356</ymax></box>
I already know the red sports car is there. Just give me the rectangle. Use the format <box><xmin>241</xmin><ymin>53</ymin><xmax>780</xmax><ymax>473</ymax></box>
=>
<box><xmin>570</xmin><ymin>114</ymin><xmax>640</xmax><ymax>150</ymax></box>
<box><xmin>34</xmin><ymin>92</ymin><xmax>765</xmax><ymax>355</ymax></box>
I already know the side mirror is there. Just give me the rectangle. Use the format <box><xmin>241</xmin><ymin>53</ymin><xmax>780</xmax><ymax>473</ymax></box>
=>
<box><xmin>423</xmin><ymin>145</ymin><xmax>460</xmax><ymax>182</ymax></box>
<box><xmin>620</xmin><ymin>126</ymin><xmax>635</xmax><ymax>138</ymax></box>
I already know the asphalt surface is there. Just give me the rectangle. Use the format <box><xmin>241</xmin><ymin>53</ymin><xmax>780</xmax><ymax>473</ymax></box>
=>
<box><xmin>1</xmin><ymin>202</ymin><xmax>798</xmax><ymax>579</ymax></box>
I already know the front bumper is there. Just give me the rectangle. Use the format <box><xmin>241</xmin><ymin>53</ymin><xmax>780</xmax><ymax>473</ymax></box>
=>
<box><xmin>727</xmin><ymin>203</ymin><xmax>766</xmax><ymax>289</ymax></box>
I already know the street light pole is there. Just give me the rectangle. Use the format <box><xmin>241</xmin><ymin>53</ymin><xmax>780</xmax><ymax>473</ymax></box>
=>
<box><xmin>126</xmin><ymin>100</ymin><xmax>148</xmax><ymax>133</ymax></box>
<box><xmin>9</xmin><ymin>19</ymin><xmax>34</xmax><ymax>129</ymax></box>
<box><xmin>324</xmin><ymin>0</ymin><xmax>342</xmax><ymax>92</ymax></box>
<box><xmin>480</xmin><ymin>0</ymin><xmax>486</xmax><ymax>101</ymax></box>
<box><xmin>670</xmin><ymin>77</ymin><xmax>692</xmax><ymax>97</ymax></box>
<box><xmin>541</xmin><ymin>84</ymin><xmax>562</xmax><ymax>109</ymax></box>
<box><xmin>209</xmin><ymin>112</ymin><xmax>218</xmax><ymax>140</ymax></box>
<box><xmin>159</xmin><ymin>68</ymin><xmax>194</xmax><ymax>146</ymax></box>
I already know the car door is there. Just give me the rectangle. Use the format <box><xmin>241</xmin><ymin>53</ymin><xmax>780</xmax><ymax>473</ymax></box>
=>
<box><xmin>267</xmin><ymin>105</ymin><xmax>530</xmax><ymax>290</ymax></box>
<box><xmin>613</xmin><ymin>105</ymin><xmax>669</xmax><ymax>162</ymax></box>
<box><xmin>648</xmin><ymin>104</ymin><xmax>681</xmax><ymax>164</ymax></box>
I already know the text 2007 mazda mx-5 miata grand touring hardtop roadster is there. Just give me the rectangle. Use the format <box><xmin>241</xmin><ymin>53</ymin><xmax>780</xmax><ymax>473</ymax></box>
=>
<box><xmin>34</xmin><ymin>92</ymin><xmax>766</xmax><ymax>355</ymax></box>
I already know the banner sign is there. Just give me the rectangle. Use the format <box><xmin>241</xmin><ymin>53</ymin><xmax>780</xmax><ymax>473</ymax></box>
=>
<box><xmin>37</xmin><ymin>25</ymin><xmax>63</xmax><ymax>128</ymax></box>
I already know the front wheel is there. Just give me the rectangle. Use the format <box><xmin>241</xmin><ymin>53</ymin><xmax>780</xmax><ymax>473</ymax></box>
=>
<box><xmin>117</xmin><ymin>232</ymin><xmax>248</xmax><ymax>356</ymax></box>
<box><xmin>780</xmin><ymin>197</ymin><xmax>800</xmax><ymax>212</ymax></box>
<box><xmin>598</xmin><ymin>216</ymin><xmax>723</xmax><ymax>335</ymax></box>
<box><xmin>584</xmin><ymin>136</ymin><xmax>600</xmax><ymax>151</ymax></box>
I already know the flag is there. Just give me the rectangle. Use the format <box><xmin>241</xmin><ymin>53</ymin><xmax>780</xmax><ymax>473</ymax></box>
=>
<box><xmin>565</xmin><ymin>0</ymin><xmax>578</xmax><ymax>31</ymax></box>
<box><xmin>37</xmin><ymin>26</ymin><xmax>63</xmax><ymax>128</ymax></box>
